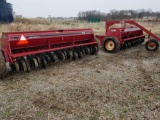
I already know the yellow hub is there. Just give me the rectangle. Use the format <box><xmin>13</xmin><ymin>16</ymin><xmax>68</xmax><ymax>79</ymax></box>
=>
<box><xmin>105</xmin><ymin>40</ymin><xmax>115</xmax><ymax>51</ymax></box>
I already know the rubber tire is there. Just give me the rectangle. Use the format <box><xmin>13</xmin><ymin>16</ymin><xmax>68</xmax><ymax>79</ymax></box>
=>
<box><xmin>50</xmin><ymin>53</ymin><xmax>58</xmax><ymax>63</ymax></box>
<box><xmin>72</xmin><ymin>52</ymin><xmax>78</xmax><ymax>60</ymax></box>
<box><xmin>81</xmin><ymin>48</ymin><xmax>85</xmax><ymax>55</ymax></box>
<box><xmin>145</xmin><ymin>39</ymin><xmax>159</xmax><ymax>51</ymax></box>
<box><xmin>10</xmin><ymin>63</ymin><xmax>15</xmax><ymax>72</ymax></box>
<box><xmin>58</xmin><ymin>52</ymin><xmax>65</xmax><ymax>61</ymax></box>
<box><xmin>41</xmin><ymin>56</ymin><xmax>47</xmax><ymax>69</ymax></box>
<box><xmin>36</xmin><ymin>56</ymin><xmax>42</xmax><ymax>67</ymax></box>
<box><xmin>62</xmin><ymin>51</ymin><xmax>67</xmax><ymax>59</ymax></box>
<box><xmin>123</xmin><ymin>43</ymin><xmax>128</xmax><ymax>49</ymax></box>
<box><xmin>89</xmin><ymin>47</ymin><xmax>93</xmax><ymax>54</ymax></box>
<box><xmin>127</xmin><ymin>42</ymin><xmax>132</xmax><ymax>48</ymax></box>
<box><xmin>67</xmin><ymin>50</ymin><xmax>73</xmax><ymax>60</ymax></box>
<box><xmin>44</xmin><ymin>55</ymin><xmax>52</xmax><ymax>63</ymax></box>
<box><xmin>21</xmin><ymin>60</ymin><xmax>27</xmax><ymax>72</ymax></box>
<box><xmin>25</xmin><ymin>59</ymin><xmax>31</xmax><ymax>72</ymax></box>
<box><xmin>103</xmin><ymin>37</ymin><xmax>120</xmax><ymax>53</ymax></box>
<box><xmin>77</xmin><ymin>51</ymin><xmax>83</xmax><ymax>59</ymax></box>
<box><xmin>92</xmin><ymin>46</ymin><xmax>98</xmax><ymax>55</ymax></box>
<box><xmin>0</xmin><ymin>51</ymin><xmax>7</xmax><ymax>79</ymax></box>
<box><xmin>18</xmin><ymin>60</ymin><xmax>27</xmax><ymax>72</ymax></box>
<box><xmin>141</xmin><ymin>38</ymin><xmax>145</xmax><ymax>44</ymax></box>
<box><xmin>28</xmin><ymin>56</ymin><xmax>35</xmax><ymax>68</ymax></box>
<box><xmin>33</xmin><ymin>58</ymin><xmax>39</xmax><ymax>68</ymax></box>
<box><xmin>14</xmin><ymin>61</ymin><xmax>20</xmax><ymax>72</ymax></box>
<box><xmin>131</xmin><ymin>41</ymin><xmax>135</xmax><ymax>46</ymax></box>
<box><xmin>84</xmin><ymin>47</ymin><xmax>90</xmax><ymax>55</ymax></box>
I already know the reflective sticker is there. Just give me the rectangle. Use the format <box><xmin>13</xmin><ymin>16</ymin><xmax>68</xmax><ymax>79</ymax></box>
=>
<box><xmin>17</xmin><ymin>35</ymin><xmax>28</xmax><ymax>45</ymax></box>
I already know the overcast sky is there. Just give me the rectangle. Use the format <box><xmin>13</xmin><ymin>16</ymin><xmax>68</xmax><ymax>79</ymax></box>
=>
<box><xmin>7</xmin><ymin>0</ymin><xmax>160</xmax><ymax>18</ymax></box>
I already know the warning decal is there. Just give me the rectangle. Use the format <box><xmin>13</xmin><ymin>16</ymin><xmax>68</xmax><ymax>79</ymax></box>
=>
<box><xmin>17</xmin><ymin>35</ymin><xmax>28</xmax><ymax>45</ymax></box>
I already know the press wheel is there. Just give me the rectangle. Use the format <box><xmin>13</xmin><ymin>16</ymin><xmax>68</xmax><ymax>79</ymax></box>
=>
<box><xmin>21</xmin><ymin>60</ymin><xmax>27</xmax><ymax>72</ymax></box>
<box><xmin>67</xmin><ymin>50</ymin><xmax>73</xmax><ymax>60</ymax></box>
<box><xmin>92</xmin><ymin>46</ymin><xmax>98</xmax><ymax>55</ymax></box>
<box><xmin>25</xmin><ymin>59</ymin><xmax>31</xmax><ymax>72</ymax></box>
<box><xmin>14</xmin><ymin>61</ymin><xmax>20</xmax><ymax>72</ymax></box>
<box><xmin>33</xmin><ymin>58</ymin><xmax>39</xmax><ymax>68</ymax></box>
<box><xmin>49</xmin><ymin>53</ymin><xmax>58</xmax><ymax>63</ymax></box>
<box><xmin>84</xmin><ymin>47</ymin><xmax>90</xmax><ymax>55</ymax></box>
<box><xmin>36</xmin><ymin>56</ymin><xmax>42</xmax><ymax>67</ymax></box>
<box><xmin>77</xmin><ymin>51</ymin><xmax>83</xmax><ymax>59</ymax></box>
<box><xmin>73</xmin><ymin>52</ymin><xmax>78</xmax><ymax>60</ymax></box>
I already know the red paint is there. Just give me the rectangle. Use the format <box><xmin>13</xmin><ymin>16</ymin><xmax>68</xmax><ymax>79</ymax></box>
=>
<box><xmin>17</xmin><ymin>35</ymin><xmax>28</xmax><ymax>45</ymax></box>
<box><xmin>0</xmin><ymin>29</ymin><xmax>98</xmax><ymax>63</ymax></box>
<box><xmin>96</xmin><ymin>20</ymin><xmax>160</xmax><ymax>46</ymax></box>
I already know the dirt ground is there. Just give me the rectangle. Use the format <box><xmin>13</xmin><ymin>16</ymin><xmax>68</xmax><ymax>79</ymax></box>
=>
<box><xmin>0</xmin><ymin>44</ymin><xmax>160</xmax><ymax>120</ymax></box>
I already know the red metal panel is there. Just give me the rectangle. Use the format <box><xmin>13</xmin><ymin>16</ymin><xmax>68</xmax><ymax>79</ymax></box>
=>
<box><xmin>97</xmin><ymin>20</ymin><xmax>148</xmax><ymax>45</ymax></box>
<box><xmin>1</xmin><ymin>29</ymin><xmax>98</xmax><ymax>63</ymax></box>
<box><xmin>11</xmin><ymin>42</ymin><xmax>97</xmax><ymax>58</ymax></box>
<box><xmin>105</xmin><ymin>20</ymin><xmax>160</xmax><ymax>42</ymax></box>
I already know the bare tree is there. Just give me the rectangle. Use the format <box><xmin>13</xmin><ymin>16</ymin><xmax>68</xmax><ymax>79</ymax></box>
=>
<box><xmin>77</xmin><ymin>9</ymin><xmax>160</xmax><ymax>21</ymax></box>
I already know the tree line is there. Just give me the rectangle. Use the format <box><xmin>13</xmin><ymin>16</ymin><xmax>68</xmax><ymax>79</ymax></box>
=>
<box><xmin>77</xmin><ymin>9</ymin><xmax>160</xmax><ymax>21</ymax></box>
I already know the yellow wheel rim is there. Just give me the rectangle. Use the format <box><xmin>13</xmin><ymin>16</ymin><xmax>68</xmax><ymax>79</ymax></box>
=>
<box><xmin>105</xmin><ymin>40</ymin><xmax>115</xmax><ymax>51</ymax></box>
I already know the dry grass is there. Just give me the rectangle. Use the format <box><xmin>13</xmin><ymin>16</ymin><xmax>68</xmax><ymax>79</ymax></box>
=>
<box><xmin>1</xmin><ymin>18</ymin><xmax>160</xmax><ymax>41</ymax></box>
<box><xmin>0</xmin><ymin>18</ymin><xmax>105</xmax><ymax>37</ymax></box>
<box><xmin>0</xmin><ymin>18</ymin><xmax>160</xmax><ymax>120</ymax></box>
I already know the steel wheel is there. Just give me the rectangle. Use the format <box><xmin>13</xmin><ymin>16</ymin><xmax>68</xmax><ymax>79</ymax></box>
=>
<box><xmin>145</xmin><ymin>39</ymin><xmax>159</xmax><ymax>51</ymax></box>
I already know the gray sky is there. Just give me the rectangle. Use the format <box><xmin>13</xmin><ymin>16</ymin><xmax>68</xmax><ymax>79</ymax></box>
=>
<box><xmin>7</xmin><ymin>0</ymin><xmax>160</xmax><ymax>18</ymax></box>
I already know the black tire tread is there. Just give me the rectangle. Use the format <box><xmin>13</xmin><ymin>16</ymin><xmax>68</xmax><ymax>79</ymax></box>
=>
<box><xmin>145</xmin><ymin>39</ymin><xmax>159</xmax><ymax>51</ymax></box>
<box><xmin>103</xmin><ymin>36</ymin><xmax>120</xmax><ymax>53</ymax></box>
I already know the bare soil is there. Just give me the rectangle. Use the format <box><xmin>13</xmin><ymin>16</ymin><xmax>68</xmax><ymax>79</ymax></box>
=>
<box><xmin>0</xmin><ymin>45</ymin><xmax>160</xmax><ymax>120</ymax></box>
